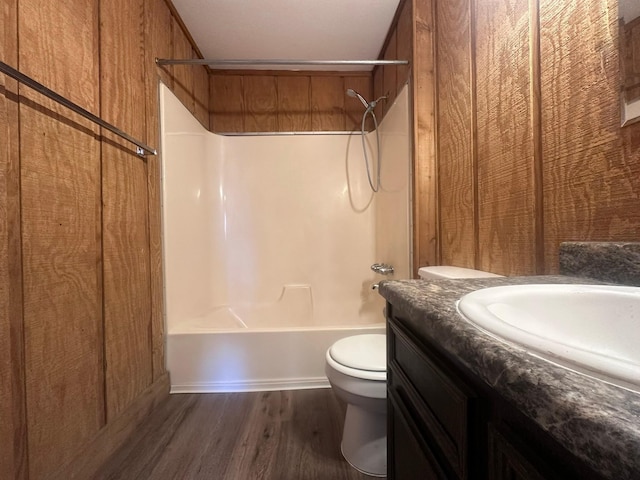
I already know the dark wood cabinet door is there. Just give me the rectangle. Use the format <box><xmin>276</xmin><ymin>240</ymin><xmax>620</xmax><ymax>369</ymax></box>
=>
<box><xmin>488</xmin><ymin>424</ymin><xmax>550</xmax><ymax>480</ymax></box>
<box><xmin>389</xmin><ymin>393</ymin><xmax>449</xmax><ymax>480</ymax></box>
<box><xmin>388</xmin><ymin>318</ymin><xmax>481</xmax><ymax>479</ymax></box>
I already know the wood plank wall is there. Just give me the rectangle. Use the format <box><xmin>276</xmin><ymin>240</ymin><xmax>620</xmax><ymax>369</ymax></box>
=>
<box><xmin>0</xmin><ymin>0</ymin><xmax>209</xmax><ymax>478</ymax></box>
<box><xmin>435</xmin><ymin>0</ymin><xmax>640</xmax><ymax>275</ymax></box>
<box><xmin>18</xmin><ymin>2</ymin><xmax>104</xmax><ymax>477</ymax></box>
<box><xmin>539</xmin><ymin>0</ymin><xmax>640</xmax><ymax>273</ymax></box>
<box><xmin>436</xmin><ymin>0</ymin><xmax>476</xmax><ymax>270</ymax></box>
<box><xmin>374</xmin><ymin>0</ymin><xmax>438</xmax><ymax>277</ymax></box>
<box><xmin>0</xmin><ymin>1</ymin><xmax>26</xmax><ymax>478</ymax></box>
<box><xmin>475</xmin><ymin>0</ymin><xmax>538</xmax><ymax>274</ymax></box>
<box><xmin>373</xmin><ymin>0</ymin><xmax>413</xmax><ymax>134</ymax></box>
<box><xmin>145</xmin><ymin>0</ymin><xmax>173</xmax><ymax>383</ymax></box>
<box><xmin>210</xmin><ymin>72</ymin><xmax>373</xmax><ymax>132</ymax></box>
<box><xmin>101</xmin><ymin>0</ymin><xmax>153</xmax><ymax>421</ymax></box>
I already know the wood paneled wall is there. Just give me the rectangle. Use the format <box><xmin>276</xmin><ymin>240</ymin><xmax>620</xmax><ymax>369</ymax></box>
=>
<box><xmin>19</xmin><ymin>1</ymin><xmax>104</xmax><ymax>477</ymax></box>
<box><xmin>101</xmin><ymin>0</ymin><xmax>153</xmax><ymax>421</ymax></box>
<box><xmin>475</xmin><ymin>0</ymin><xmax>538</xmax><ymax>274</ymax></box>
<box><xmin>145</xmin><ymin>0</ymin><xmax>173</xmax><ymax>383</ymax></box>
<box><xmin>0</xmin><ymin>0</ymin><xmax>209</xmax><ymax>478</ymax></box>
<box><xmin>435</xmin><ymin>0</ymin><xmax>640</xmax><ymax>275</ymax></box>
<box><xmin>436</xmin><ymin>0</ymin><xmax>476</xmax><ymax>270</ymax></box>
<box><xmin>539</xmin><ymin>0</ymin><xmax>640</xmax><ymax>273</ymax></box>
<box><xmin>374</xmin><ymin>0</ymin><xmax>438</xmax><ymax>277</ymax></box>
<box><xmin>210</xmin><ymin>72</ymin><xmax>373</xmax><ymax>132</ymax></box>
<box><xmin>373</xmin><ymin>0</ymin><xmax>414</xmax><ymax>126</ymax></box>
<box><xmin>0</xmin><ymin>1</ymin><xmax>26</xmax><ymax>478</ymax></box>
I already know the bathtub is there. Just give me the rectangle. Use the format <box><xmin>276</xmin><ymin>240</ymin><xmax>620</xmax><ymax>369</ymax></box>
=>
<box><xmin>160</xmin><ymin>84</ymin><xmax>409</xmax><ymax>394</ymax></box>
<box><xmin>167</xmin><ymin>299</ymin><xmax>386</xmax><ymax>393</ymax></box>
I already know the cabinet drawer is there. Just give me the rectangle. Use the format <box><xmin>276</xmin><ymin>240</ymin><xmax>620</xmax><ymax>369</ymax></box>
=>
<box><xmin>388</xmin><ymin>319</ymin><xmax>478</xmax><ymax>479</ymax></box>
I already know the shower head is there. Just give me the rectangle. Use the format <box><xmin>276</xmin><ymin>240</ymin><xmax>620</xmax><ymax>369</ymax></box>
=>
<box><xmin>346</xmin><ymin>88</ymin><xmax>369</xmax><ymax>109</ymax></box>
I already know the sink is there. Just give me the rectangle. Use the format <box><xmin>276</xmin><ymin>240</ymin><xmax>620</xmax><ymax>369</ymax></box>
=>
<box><xmin>457</xmin><ymin>284</ymin><xmax>640</xmax><ymax>393</ymax></box>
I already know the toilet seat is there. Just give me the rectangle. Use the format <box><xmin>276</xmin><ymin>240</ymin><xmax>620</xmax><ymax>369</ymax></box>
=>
<box><xmin>327</xmin><ymin>334</ymin><xmax>386</xmax><ymax>381</ymax></box>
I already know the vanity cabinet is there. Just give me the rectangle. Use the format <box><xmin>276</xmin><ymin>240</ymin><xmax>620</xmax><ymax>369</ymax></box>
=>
<box><xmin>386</xmin><ymin>305</ymin><xmax>606</xmax><ymax>480</ymax></box>
<box><xmin>387</xmin><ymin>316</ymin><xmax>482</xmax><ymax>479</ymax></box>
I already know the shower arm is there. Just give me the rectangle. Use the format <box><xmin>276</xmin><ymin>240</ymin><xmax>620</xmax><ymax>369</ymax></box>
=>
<box><xmin>368</xmin><ymin>96</ymin><xmax>388</xmax><ymax>110</ymax></box>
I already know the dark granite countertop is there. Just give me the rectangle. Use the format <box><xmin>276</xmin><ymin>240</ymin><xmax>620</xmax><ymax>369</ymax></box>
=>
<box><xmin>378</xmin><ymin>275</ymin><xmax>640</xmax><ymax>480</ymax></box>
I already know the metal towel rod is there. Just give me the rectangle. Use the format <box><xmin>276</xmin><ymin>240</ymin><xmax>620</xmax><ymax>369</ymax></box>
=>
<box><xmin>0</xmin><ymin>60</ymin><xmax>157</xmax><ymax>157</ymax></box>
<box><xmin>156</xmin><ymin>58</ymin><xmax>409</xmax><ymax>67</ymax></box>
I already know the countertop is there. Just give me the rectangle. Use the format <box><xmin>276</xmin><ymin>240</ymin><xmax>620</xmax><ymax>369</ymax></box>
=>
<box><xmin>378</xmin><ymin>275</ymin><xmax>640</xmax><ymax>480</ymax></box>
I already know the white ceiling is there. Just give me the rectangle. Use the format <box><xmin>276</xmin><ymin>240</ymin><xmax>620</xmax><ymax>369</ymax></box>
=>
<box><xmin>171</xmin><ymin>0</ymin><xmax>402</xmax><ymax>71</ymax></box>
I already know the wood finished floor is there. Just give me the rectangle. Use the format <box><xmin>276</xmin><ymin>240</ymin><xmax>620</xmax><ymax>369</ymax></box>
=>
<box><xmin>94</xmin><ymin>389</ymin><xmax>373</xmax><ymax>480</ymax></box>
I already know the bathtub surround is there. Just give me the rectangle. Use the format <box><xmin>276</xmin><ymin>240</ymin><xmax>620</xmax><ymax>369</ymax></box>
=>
<box><xmin>161</xmin><ymin>84</ymin><xmax>411</xmax><ymax>392</ymax></box>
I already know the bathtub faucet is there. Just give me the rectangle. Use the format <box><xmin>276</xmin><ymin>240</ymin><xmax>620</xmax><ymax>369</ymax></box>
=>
<box><xmin>371</xmin><ymin>263</ymin><xmax>394</xmax><ymax>275</ymax></box>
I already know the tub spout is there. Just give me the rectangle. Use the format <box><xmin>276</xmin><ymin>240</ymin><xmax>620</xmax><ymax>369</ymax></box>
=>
<box><xmin>371</xmin><ymin>263</ymin><xmax>394</xmax><ymax>275</ymax></box>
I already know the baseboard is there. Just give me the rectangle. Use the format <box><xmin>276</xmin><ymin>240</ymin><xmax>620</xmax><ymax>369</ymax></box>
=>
<box><xmin>170</xmin><ymin>376</ymin><xmax>331</xmax><ymax>393</ymax></box>
<box><xmin>50</xmin><ymin>373</ymin><xmax>170</xmax><ymax>480</ymax></box>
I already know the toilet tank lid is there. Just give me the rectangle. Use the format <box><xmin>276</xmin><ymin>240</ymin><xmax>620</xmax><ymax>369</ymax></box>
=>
<box><xmin>329</xmin><ymin>334</ymin><xmax>386</xmax><ymax>372</ymax></box>
<box><xmin>418</xmin><ymin>266</ymin><xmax>503</xmax><ymax>279</ymax></box>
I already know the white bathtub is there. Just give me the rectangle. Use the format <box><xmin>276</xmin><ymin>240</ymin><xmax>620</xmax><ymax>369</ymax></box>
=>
<box><xmin>166</xmin><ymin>284</ymin><xmax>388</xmax><ymax>393</ymax></box>
<box><xmin>167</xmin><ymin>316</ymin><xmax>385</xmax><ymax>393</ymax></box>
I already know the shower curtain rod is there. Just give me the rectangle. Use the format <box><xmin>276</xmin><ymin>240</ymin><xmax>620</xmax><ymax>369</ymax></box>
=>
<box><xmin>0</xmin><ymin>60</ymin><xmax>157</xmax><ymax>157</ymax></box>
<box><xmin>156</xmin><ymin>58</ymin><xmax>409</xmax><ymax>67</ymax></box>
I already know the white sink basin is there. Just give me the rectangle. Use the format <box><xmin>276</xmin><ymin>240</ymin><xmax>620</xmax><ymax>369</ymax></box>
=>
<box><xmin>457</xmin><ymin>284</ymin><xmax>640</xmax><ymax>393</ymax></box>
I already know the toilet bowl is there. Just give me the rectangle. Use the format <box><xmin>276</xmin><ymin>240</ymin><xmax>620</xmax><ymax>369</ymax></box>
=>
<box><xmin>325</xmin><ymin>334</ymin><xmax>387</xmax><ymax>477</ymax></box>
<box><xmin>326</xmin><ymin>266</ymin><xmax>502</xmax><ymax>477</ymax></box>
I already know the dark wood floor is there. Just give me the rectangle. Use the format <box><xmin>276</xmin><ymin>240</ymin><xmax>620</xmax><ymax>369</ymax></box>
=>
<box><xmin>94</xmin><ymin>389</ymin><xmax>373</xmax><ymax>480</ymax></box>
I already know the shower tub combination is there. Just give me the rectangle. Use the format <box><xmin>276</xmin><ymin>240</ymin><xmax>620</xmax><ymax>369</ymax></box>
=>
<box><xmin>160</xmin><ymin>83</ymin><xmax>410</xmax><ymax>393</ymax></box>
<box><xmin>168</xmin><ymin>285</ymin><xmax>386</xmax><ymax>392</ymax></box>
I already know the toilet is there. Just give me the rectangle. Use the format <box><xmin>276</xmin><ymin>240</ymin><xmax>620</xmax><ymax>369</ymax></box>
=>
<box><xmin>417</xmin><ymin>265</ymin><xmax>503</xmax><ymax>280</ymax></box>
<box><xmin>325</xmin><ymin>266</ymin><xmax>502</xmax><ymax>477</ymax></box>
<box><xmin>326</xmin><ymin>334</ymin><xmax>387</xmax><ymax>476</ymax></box>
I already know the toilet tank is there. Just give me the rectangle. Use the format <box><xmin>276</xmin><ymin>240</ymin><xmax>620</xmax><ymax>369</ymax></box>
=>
<box><xmin>418</xmin><ymin>266</ymin><xmax>503</xmax><ymax>279</ymax></box>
